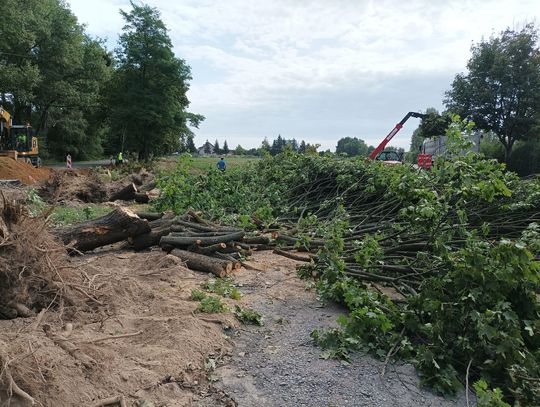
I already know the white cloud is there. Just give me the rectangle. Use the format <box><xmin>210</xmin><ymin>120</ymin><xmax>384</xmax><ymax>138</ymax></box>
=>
<box><xmin>67</xmin><ymin>0</ymin><xmax>540</xmax><ymax>150</ymax></box>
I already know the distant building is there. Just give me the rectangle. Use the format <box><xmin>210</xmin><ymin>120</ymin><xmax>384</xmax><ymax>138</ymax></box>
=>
<box><xmin>197</xmin><ymin>141</ymin><xmax>215</xmax><ymax>156</ymax></box>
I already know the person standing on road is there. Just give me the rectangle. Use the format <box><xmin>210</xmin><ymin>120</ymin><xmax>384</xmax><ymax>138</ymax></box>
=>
<box><xmin>217</xmin><ymin>157</ymin><xmax>226</xmax><ymax>171</ymax></box>
<box><xmin>117</xmin><ymin>151</ymin><xmax>123</xmax><ymax>166</ymax></box>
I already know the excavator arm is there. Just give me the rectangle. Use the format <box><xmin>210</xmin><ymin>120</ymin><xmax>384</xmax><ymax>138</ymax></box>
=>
<box><xmin>368</xmin><ymin>111</ymin><xmax>425</xmax><ymax>160</ymax></box>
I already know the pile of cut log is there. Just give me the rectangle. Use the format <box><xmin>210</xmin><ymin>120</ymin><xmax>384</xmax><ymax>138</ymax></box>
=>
<box><xmin>56</xmin><ymin>208</ymin><xmax>277</xmax><ymax>277</ymax></box>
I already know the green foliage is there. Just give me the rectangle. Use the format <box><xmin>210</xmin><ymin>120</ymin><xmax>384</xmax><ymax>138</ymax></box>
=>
<box><xmin>190</xmin><ymin>288</ymin><xmax>207</xmax><ymax>301</ymax></box>
<box><xmin>445</xmin><ymin>23</ymin><xmax>540</xmax><ymax>161</ymax></box>
<box><xmin>195</xmin><ymin>295</ymin><xmax>228</xmax><ymax>314</ymax></box>
<box><xmin>25</xmin><ymin>189</ymin><xmax>47</xmax><ymax>217</ymax></box>
<box><xmin>49</xmin><ymin>205</ymin><xmax>112</xmax><ymax>226</ymax></box>
<box><xmin>106</xmin><ymin>2</ymin><xmax>203</xmax><ymax>160</ymax></box>
<box><xmin>154</xmin><ymin>128</ymin><xmax>540</xmax><ymax>404</ymax></box>
<box><xmin>0</xmin><ymin>0</ymin><xmax>112</xmax><ymax>160</ymax></box>
<box><xmin>234</xmin><ymin>305</ymin><xmax>263</xmax><ymax>325</ymax></box>
<box><xmin>335</xmin><ymin>137</ymin><xmax>368</xmax><ymax>157</ymax></box>
<box><xmin>201</xmin><ymin>278</ymin><xmax>241</xmax><ymax>300</ymax></box>
<box><xmin>474</xmin><ymin>380</ymin><xmax>511</xmax><ymax>407</ymax></box>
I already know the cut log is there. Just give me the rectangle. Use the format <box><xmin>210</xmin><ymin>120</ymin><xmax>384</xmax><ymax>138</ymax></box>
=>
<box><xmin>134</xmin><ymin>192</ymin><xmax>149</xmax><ymax>203</ymax></box>
<box><xmin>160</xmin><ymin>231</ymin><xmax>245</xmax><ymax>248</ymax></box>
<box><xmin>242</xmin><ymin>236</ymin><xmax>270</xmax><ymax>245</ymax></box>
<box><xmin>139</xmin><ymin>180</ymin><xmax>156</xmax><ymax>192</ymax></box>
<box><xmin>149</xmin><ymin>213</ymin><xmax>177</xmax><ymax>229</ymax></box>
<box><xmin>136</xmin><ymin>211</ymin><xmax>164</xmax><ymax>221</ymax></box>
<box><xmin>129</xmin><ymin>225</ymin><xmax>173</xmax><ymax>250</ymax></box>
<box><xmin>188</xmin><ymin>242</ymin><xmax>227</xmax><ymax>255</ymax></box>
<box><xmin>109</xmin><ymin>183</ymin><xmax>138</xmax><ymax>202</ymax></box>
<box><xmin>169</xmin><ymin>249</ymin><xmax>233</xmax><ymax>277</ymax></box>
<box><xmin>57</xmin><ymin>207</ymin><xmax>150</xmax><ymax>251</ymax></box>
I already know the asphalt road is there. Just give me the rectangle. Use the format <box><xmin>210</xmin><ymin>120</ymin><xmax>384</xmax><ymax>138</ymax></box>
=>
<box><xmin>48</xmin><ymin>159</ymin><xmax>111</xmax><ymax>169</ymax></box>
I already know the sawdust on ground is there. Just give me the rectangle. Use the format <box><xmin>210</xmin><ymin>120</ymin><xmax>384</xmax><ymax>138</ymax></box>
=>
<box><xmin>0</xmin><ymin>157</ymin><xmax>51</xmax><ymax>185</ymax></box>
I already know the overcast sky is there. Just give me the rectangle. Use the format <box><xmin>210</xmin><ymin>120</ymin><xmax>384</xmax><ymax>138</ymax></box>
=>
<box><xmin>67</xmin><ymin>0</ymin><xmax>539</xmax><ymax>151</ymax></box>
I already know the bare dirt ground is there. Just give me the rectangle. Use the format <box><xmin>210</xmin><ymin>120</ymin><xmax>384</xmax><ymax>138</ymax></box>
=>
<box><xmin>2</xmin><ymin>247</ymin><xmax>471</xmax><ymax>406</ymax></box>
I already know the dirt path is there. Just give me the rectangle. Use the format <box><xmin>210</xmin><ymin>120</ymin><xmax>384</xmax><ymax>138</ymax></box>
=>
<box><xmin>215</xmin><ymin>252</ymin><xmax>470</xmax><ymax>407</ymax></box>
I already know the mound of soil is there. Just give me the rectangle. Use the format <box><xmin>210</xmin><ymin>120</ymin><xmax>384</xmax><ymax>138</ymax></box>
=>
<box><xmin>0</xmin><ymin>157</ymin><xmax>51</xmax><ymax>185</ymax></box>
<box><xmin>40</xmin><ymin>169</ymin><xmax>107</xmax><ymax>203</ymax></box>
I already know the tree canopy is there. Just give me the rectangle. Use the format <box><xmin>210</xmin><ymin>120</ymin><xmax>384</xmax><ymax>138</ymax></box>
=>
<box><xmin>445</xmin><ymin>24</ymin><xmax>540</xmax><ymax>161</ymax></box>
<box><xmin>335</xmin><ymin>137</ymin><xmax>368</xmax><ymax>156</ymax></box>
<box><xmin>106</xmin><ymin>2</ymin><xmax>203</xmax><ymax>160</ymax></box>
<box><xmin>0</xmin><ymin>0</ymin><xmax>112</xmax><ymax>159</ymax></box>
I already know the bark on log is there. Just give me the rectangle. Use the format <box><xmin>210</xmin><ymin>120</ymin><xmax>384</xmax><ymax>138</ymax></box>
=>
<box><xmin>189</xmin><ymin>242</ymin><xmax>227</xmax><ymax>255</ymax></box>
<box><xmin>57</xmin><ymin>207</ymin><xmax>151</xmax><ymax>251</ymax></box>
<box><xmin>242</xmin><ymin>236</ymin><xmax>270</xmax><ymax>245</ymax></box>
<box><xmin>139</xmin><ymin>180</ymin><xmax>156</xmax><ymax>192</ymax></box>
<box><xmin>109</xmin><ymin>183</ymin><xmax>138</xmax><ymax>202</ymax></box>
<box><xmin>136</xmin><ymin>211</ymin><xmax>164</xmax><ymax>221</ymax></box>
<box><xmin>134</xmin><ymin>192</ymin><xmax>150</xmax><ymax>203</ymax></box>
<box><xmin>129</xmin><ymin>225</ymin><xmax>173</xmax><ymax>250</ymax></box>
<box><xmin>169</xmin><ymin>249</ymin><xmax>233</xmax><ymax>277</ymax></box>
<box><xmin>273</xmin><ymin>248</ymin><xmax>313</xmax><ymax>262</ymax></box>
<box><xmin>148</xmin><ymin>213</ymin><xmax>176</xmax><ymax>229</ymax></box>
<box><xmin>160</xmin><ymin>231</ymin><xmax>245</xmax><ymax>248</ymax></box>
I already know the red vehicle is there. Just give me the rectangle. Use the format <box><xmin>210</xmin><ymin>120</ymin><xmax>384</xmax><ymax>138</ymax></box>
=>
<box><xmin>368</xmin><ymin>112</ymin><xmax>426</xmax><ymax>165</ymax></box>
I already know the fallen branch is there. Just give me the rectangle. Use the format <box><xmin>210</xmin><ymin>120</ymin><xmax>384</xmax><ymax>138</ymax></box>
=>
<box><xmin>273</xmin><ymin>248</ymin><xmax>313</xmax><ymax>262</ymax></box>
<box><xmin>81</xmin><ymin>330</ymin><xmax>143</xmax><ymax>344</ymax></box>
<box><xmin>3</xmin><ymin>364</ymin><xmax>35</xmax><ymax>405</ymax></box>
<box><xmin>43</xmin><ymin>324</ymin><xmax>96</xmax><ymax>369</ymax></box>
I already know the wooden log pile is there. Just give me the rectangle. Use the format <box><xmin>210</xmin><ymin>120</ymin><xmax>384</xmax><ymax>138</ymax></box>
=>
<box><xmin>59</xmin><ymin>209</ymin><xmax>280</xmax><ymax>277</ymax></box>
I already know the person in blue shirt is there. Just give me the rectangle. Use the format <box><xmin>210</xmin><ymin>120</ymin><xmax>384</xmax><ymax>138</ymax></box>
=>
<box><xmin>217</xmin><ymin>157</ymin><xmax>226</xmax><ymax>171</ymax></box>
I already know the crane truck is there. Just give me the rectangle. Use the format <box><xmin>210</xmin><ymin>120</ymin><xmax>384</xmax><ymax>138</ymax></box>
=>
<box><xmin>368</xmin><ymin>112</ymin><xmax>426</xmax><ymax>165</ymax></box>
<box><xmin>0</xmin><ymin>106</ymin><xmax>40</xmax><ymax>167</ymax></box>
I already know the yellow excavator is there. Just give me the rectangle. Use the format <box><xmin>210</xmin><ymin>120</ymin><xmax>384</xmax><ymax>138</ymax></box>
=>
<box><xmin>0</xmin><ymin>105</ymin><xmax>40</xmax><ymax>167</ymax></box>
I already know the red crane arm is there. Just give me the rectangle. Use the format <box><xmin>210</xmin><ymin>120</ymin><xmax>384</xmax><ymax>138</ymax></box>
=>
<box><xmin>368</xmin><ymin>112</ymin><xmax>425</xmax><ymax>160</ymax></box>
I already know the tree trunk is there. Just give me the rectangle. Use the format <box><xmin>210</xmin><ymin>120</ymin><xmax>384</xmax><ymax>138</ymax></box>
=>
<box><xmin>169</xmin><ymin>249</ymin><xmax>233</xmax><ymax>277</ymax></box>
<box><xmin>128</xmin><ymin>224</ymin><xmax>173</xmax><ymax>250</ymax></box>
<box><xmin>109</xmin><ymin>183</ymin><xmax>138</xmax><ymax>202</ymax></box>
<box><xmin>136</xmin><ymin>211</ymin><xmax>164</xmax><ymax>221</ymax></box>
<box><xmin>134</xmin><ymin>192</ymin><xmax>149</xmax><ymax>203</ymax></box>
<box><xmin>160</xmin><ymin>231</ymin><xmax>244</xmax><ymax>248</ymax></box>
<box><xmin>57</xmin><ymin>207</ymin><xmax>150</xmax><ymax>251</ymax></box>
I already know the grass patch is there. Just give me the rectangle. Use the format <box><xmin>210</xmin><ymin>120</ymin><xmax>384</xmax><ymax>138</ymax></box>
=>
<box><xmin>158</xmin><ymin>155</ymin><xmax>259</xmax><ymax>174</ymax></box>
<box><xmin>201</xmin><ymin>277</ymin><xmax>242</xmax><ymax>300</ymax></box>
<box><xmin>49</xmin><ymin>204</ymin><xmax>112</xmax><ymax>226</ymax></box>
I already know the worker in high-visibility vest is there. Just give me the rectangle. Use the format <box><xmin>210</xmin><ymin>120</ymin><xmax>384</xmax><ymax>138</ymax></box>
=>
<box><xmin>16</xmin><ymin>133</ymin><xmax>27</xmax><ymax>150</ymax></box>
<box><xmin>117</xmin><ymin>151</ymin><xmax>123</xmax><ymax>165</ymax></box>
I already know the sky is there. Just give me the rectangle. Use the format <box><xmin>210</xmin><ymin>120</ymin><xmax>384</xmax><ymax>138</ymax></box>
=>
<box><xmin>67</xmin><ymin>0</ymin><xmax>540</xmax><ymax>151</ymax></box>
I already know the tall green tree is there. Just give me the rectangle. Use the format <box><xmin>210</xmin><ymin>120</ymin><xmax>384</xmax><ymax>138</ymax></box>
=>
<box><xmin>0</xmin><ymin>0</ymin><xmax>112</xmax><ymax>159</ymax></box>
<box><xmin>107</xmin><ymin>2</ymin><xmax>203</xmax><ymax>160</ymax></box>
<box><xmin>214</xmin><ymin>139</ymin><xmax>221</xmax><ymax>155</ymax></box>
<box><xmin>335</xmin><ymin>137</ymin><xmax>368</xmax><ymax>156</ymax></box>
<box><xmin>222</xmin><ymin>140</ymin><xmax>229</xmax><ymax>154</ymax></box>
<box><xmin>445</xmin><ymin>24</ymin><xmax>540</xmax><ymax>161</ymax></box>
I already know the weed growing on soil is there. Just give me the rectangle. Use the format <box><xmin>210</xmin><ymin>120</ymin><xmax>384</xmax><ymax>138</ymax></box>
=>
<box><xmin>195</xmin><ymin>295</ymin><xmax>228</xmax><ymax>313</ymax></box>
<box><xmin>190</xmin><ymin>288</ymin><xmax>207</xmax><ymax>301</ymax></box>
<box><xmin>49</xmin><ymin>205</ymin><xmax>112</xmax><ymax>226</ymax></box>
<box><xmin>201</xmin><ymin>277</ymin><xmax>242</xmax><ymax>300</ymax></box>
<box><xmin>234</xmin><ymin>305</ymin><xmax>263</xmax><ymax>326</ymax></box>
